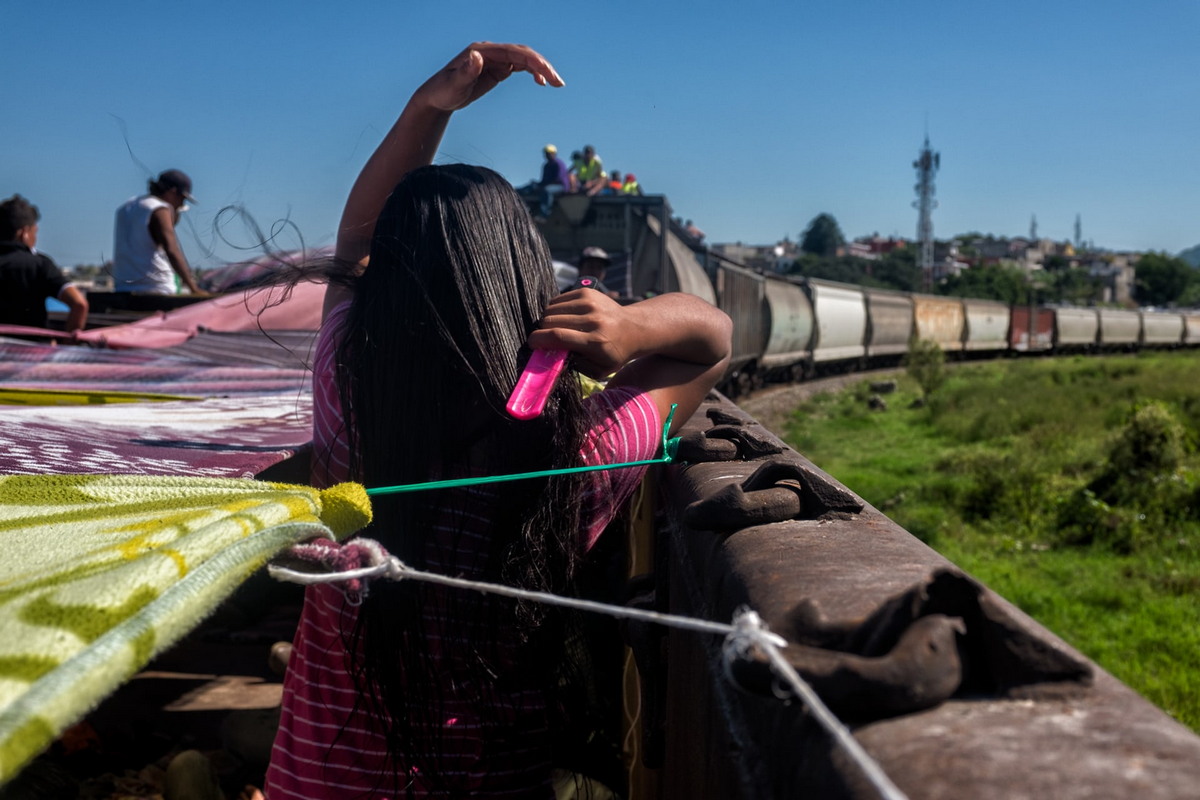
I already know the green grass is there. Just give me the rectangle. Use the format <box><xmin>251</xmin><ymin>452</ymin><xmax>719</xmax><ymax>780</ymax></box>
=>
<box><xmin>779</xmin><ymin>351</ymin><xmax>1200</xmax><ymax>729</ymax></box>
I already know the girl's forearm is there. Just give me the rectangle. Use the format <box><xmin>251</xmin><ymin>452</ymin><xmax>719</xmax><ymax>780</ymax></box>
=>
<box><xmin>622</xmin><ymin>293</ymin><xmax>732</xmax><ymax>367</ymax></box>
<box><xmin>336</xmin><ymin>100</ymin><xmax>452</xmax><ymax>266</ymax></box>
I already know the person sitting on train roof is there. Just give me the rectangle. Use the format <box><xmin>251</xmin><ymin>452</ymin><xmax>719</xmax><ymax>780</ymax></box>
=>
<box><xmin>567</xmin><ymin>150</ymin><xmax>583</xmax><ymax>192</ymax></box>
<box><xmin>622</xmin><ymin>173</ymin><xmax>642</xmax><ymax>195</ymax></box>
<box><xmin>605</xmin><ymin>171</ymin><xmax>624</xmax><ymax>195</ymax></box>
<box><xmin>0</xmin><ymin>194</ymin><xmax>88</xmax><ymax>333</ymax></box>
<box><xmin>575</xmin><ymin>145</ymin><xmax>607</xmax><ymax>196</ymax></box>
<box><xmin>530</xmin><ymin>143</ymin><xmax>569</xmax><ymax>219</ymax></box>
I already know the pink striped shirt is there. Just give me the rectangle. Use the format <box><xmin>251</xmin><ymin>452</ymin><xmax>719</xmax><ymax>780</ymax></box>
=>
<box><xmin>265</xmin><ymin>301</ymin><xmax>661</xmax><ymax>798</ymax></box>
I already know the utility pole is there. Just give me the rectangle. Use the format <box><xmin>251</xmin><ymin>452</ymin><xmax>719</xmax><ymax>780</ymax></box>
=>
<box><xmin>1074</xmin><ymin>214</ymin><xmax>1082</xmax><ymax>250</ymax></box>
<box><xmin>913</xmin><ymin>135</ymin><xmax>939</xmax><ymax>291</ymax></box>
<box><xmin>1030</xmin><ymin>214</ymin><xmax>1038</xmax><ymax>241</ymax></box>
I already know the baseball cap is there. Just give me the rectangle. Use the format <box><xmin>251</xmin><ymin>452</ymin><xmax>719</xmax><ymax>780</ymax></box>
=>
<box><xmin>157</xmin><ymin>169</ymin><xmax>196</xmax><ymax>203</ymax></box>
<box><xmin>581</xmin><ymin>246</ymin><xmax>610</xmax><ymax>262</ymax></box>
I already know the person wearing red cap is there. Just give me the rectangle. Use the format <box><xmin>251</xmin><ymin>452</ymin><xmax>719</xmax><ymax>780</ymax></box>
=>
<box><xmin>112</xmin><ymin>169</ymin><xmax>204</xmax><ymax>295</ymax></box>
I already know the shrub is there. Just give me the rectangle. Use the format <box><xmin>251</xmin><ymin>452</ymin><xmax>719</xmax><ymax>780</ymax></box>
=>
<box><xmin>1056</xmin><ymin>402</ymin><xmax>1197</xmax><ymax>551</ymax></box>
<box><xmin>1055</xmin><ymin>488</ymin><xmax>1137</xmax><ymax>552</ymax></box>
<box><xmin>1090</xmin><ymin>401</ymin><xmax>1187</xmax><ymax>507</ymax></box>
<box><xmin>904</xmin><ymin>337</ymin><xmax>946</xmax><ymax>399</ymax></box>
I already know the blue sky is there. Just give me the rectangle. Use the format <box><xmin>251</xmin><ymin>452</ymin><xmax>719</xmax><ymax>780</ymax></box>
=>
<box><xmin>4</xmin><ymin>1</ymin><xmax>1198</xmax><ymax>269</ymax></box>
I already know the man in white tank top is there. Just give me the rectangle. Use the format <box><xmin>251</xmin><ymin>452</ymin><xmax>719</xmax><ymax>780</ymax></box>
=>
<box><xmin>112</xmin><ymin>170</ymin><xmax>204</xmax><ymax>294</ymax></box>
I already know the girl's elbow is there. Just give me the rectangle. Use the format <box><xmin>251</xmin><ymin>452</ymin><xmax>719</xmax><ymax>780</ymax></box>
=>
<box><xmin>712</xmin><ymin>312</ymin><xmax>734</xmax><ymax>361</ymax></box>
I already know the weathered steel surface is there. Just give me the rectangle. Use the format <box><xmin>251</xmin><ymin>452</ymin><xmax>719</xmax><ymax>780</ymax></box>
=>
<box><xmin>864</xmin><ymin>289</ymin><xmax>914</xmax><ymax>359</ymax></box>
<box><xmin>911</xmin><ymin>294</ymin><xmax>964</xmax><ymax>351</ymax></box>
<box><xmin>1054</xmin><ymin>307</ymin><xmax>1099</xmax><ymax>349</ymax></box>
<box><xmin>761</xmin><ymin>278</ymin><xmax>813</xmax><ymax>369</ymax></box>
<box><xmin>1098</xmin><ymin>308</ymin><xmax>1142</xmax><ymax>348</ymax></box>
<box><xmin>642</xmin><ymin>394</ymin><xmax>1200</xmax><ymax>799</ymax></box>
<box><xmin>642</xmin><ymin>213</ymin><xmax>717</xmax><ymax>303</ymax></box>
<box><xmin>961</xmin><ymin>298</ymin><xmax>1011</xmax><ymax>352</ymax></box>
<box><xmin>1010</xmin><ymin>306</ymin><xmax>1055</xmax><ymax>352</ymax></box>
<box><xmin>1140</xmin><ymin>310</ymin><xmax>1185</xmax><ymax>346</ymax></box>
<box><xmin>1185</xmin><ymin>313</ymin><xmax>1200</xmax><ymax>345</ymax></box>
<box><xmin>713</xmin><ymin>263</ymin><xmax>767</xmax><ymax>376</ymax></box>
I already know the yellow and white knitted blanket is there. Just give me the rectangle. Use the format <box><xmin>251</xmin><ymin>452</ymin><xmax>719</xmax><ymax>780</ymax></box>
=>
<box><xmin>0</xmin><ymin>474</ymin><xmax>372</xmax><ymax>784</ymax></box>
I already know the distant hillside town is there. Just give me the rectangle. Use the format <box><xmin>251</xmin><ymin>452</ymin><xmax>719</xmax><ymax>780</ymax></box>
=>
<box><xmin>710</xmin><ymin>224</ymin><xmax>1200</xmax><ymax>310</ymax></box>
<box><xmin>710</xmin><ymin>136</ymin><xmax>1199</xmax><ymax>310</ymax></box>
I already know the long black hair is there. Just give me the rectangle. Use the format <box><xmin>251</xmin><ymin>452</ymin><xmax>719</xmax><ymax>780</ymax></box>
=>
<box><xmin>332</xmin><ymin>164</ymin><xmax>594</xmax><ymax>795</ymax></box>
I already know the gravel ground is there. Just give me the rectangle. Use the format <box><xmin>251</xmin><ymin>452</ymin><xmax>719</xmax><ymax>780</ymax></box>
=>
<box><xmin>736</xmin><ymin>368</ymin><xmax>904</xmax><ymax>436</ymax></box>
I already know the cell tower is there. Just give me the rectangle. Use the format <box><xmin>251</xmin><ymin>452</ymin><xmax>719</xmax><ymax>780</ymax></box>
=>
<box><xmin>912</xmin><ymin>135</ymin><xmax>939</xmax><ymax>290</ymax></box>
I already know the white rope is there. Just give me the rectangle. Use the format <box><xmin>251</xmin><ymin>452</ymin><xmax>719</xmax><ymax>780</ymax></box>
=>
<box><xmin>270</xmin><ymin>556</ymin><xmax>785</xmax><ymax>645</ymax></box>
<box><xmin>269</xmin><ymin>546</ymin><xmax>909</xmax><ymax>800</ymax></box>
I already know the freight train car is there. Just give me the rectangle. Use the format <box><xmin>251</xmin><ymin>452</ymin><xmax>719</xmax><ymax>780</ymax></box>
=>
<box><xmin>962</xmin><ymin>298</ymin><xmax>1010</xmax><ymax>353</ymax></box>
<box><xmin>1010</xmin><ymin>306</ymin><xmax>1055</xmax><ymax>352</ymax></box>
<box><xmin>805</xmin><ymin>278</ymin><xmax>868</xmax><ymax>372</ymax></box>
<box><xmin>1052</xmin><ymin>307</ymin><xmax>1099</xmax><ymax>351</ymax></box>
<box><xmin>711</xmin><ymin>258</ymin><xmax>768</xmax><ymax>392</ymax></box>
<box><xmin>863</xmin><ymin>287</ymin><xmax>914</xmax><ymax>365</ymax></box>
<box><xmin>1185</xmin><ymin>313</ymin><xmax>1200</xmax><ymax>346</ymax></box>
<box><xmin>911</xmin><ymin>294</ymin><xmax>965</xmax><ymax>352</ymax></box>
<box><xmin>1097</xmin><ymin>308</ymin><xmax>1141</xmax><ymax>350</ymax></box>
<box><xmin>760</xmin><ymin>275</ymin><xmax>814</xmax><ymax>381</ymax></box>
<box><xmin>1140</xmin><ymin>310</ymin><xmax>1185</xmax><ymax>348</ymax></box>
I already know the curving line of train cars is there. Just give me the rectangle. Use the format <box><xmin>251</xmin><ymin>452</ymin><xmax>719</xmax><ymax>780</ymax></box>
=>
<box><xmin>682</xmin><ymin>251</ymin><xmax>1200</xmax><ymax>396</ymax></box>
<box><xmin>533</xmin><ymin>194</ymin><xmax>1198</xmax><ymax>397</ymax></box>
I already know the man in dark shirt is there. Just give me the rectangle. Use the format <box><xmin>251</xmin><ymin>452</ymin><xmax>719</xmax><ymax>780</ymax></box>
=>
<box><xmin>0</xmin><ymin>195</ymin><xmax>88</xmax><ymax>332</ymax></box>
<box><xmin>533</xmin><ymin>144</ymin><xmax>569</xmax><ymax>220</ymax></box>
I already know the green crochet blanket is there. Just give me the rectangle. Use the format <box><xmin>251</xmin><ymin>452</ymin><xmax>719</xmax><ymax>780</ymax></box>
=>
<box><xmin>0</xmin><ymin>474</ymin><xmax>372</xmax><ymax>785</ymax></box>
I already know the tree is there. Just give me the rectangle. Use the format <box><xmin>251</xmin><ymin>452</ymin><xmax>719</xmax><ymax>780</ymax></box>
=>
<box><xmin>1134</xmin><ymin>252</ymin><xmax>1195</xmax><ymax>306</ymax></box>
<box><xmin>1049</xmin><ymin>267</ymin><xmax>1103</xmax><ymax>306</ymax></box>
<box><xmin>939</xmin><ymin>264</ymin><xmax>1030</xmax><ymax>305</ymax></box>
<box><xmin>789</xmin><ymin>254</ymin><xmax>862</xmax><ymax>283</ymax></box>
<box><xmin>872</xmin><ymin>248</ymin><xmax>921</xmax><ymax>292</ymax></box>
<box><xmin>788</xmin><ymin>247</ymin><xmax>921</xmax><ymax>293</ymax></box>
<box><xmin>800</xmin><ymin>213</ymin><xmax>846</xmax><ymax>257</ymax></box>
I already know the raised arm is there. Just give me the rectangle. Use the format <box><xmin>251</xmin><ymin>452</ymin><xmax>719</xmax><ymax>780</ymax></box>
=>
<box><xmin>528</xmin><ymin>290</ymin><xmax>733</xmax><ymax>433</ymax></box>
<box><xmin>327</xmin><ymin>42</ymin><xmax>564</xmax><ymax>317</ymax></box>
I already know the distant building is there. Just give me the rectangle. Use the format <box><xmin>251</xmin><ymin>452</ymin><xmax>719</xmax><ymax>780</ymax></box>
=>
<box><xmin>1086</xmin><ymin>253</ymin><xmax>1136</xmax><ymax>305</ymax></box>
<box><xmin>710</xmin><ymin>238</ymin><xmax>801</xmax><ymax>273</ymax></box>
<box><xmin>847</xmin><ymin>234</ymin><xmax>907</xmax><ymax>261</ymax></box>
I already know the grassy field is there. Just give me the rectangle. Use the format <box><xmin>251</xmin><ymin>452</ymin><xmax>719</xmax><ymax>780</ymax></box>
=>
<box><xmin>778</xmin><ymin>350</ymin><xmax>1200</xmax><ymax>730</ymax></box>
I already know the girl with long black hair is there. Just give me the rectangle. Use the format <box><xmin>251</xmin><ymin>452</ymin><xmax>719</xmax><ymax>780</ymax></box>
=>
<box><xmin>265</xmin><ymin>43</ymin><xmax>731</xmax><ymax>799</ymax></box>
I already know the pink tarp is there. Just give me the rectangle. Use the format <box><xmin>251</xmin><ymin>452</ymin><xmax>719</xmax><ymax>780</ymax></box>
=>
<box><xmin>0</xmin><ymin>271</ymin><xmax>325</xmax><ymax>477</ymax></box>
<box><xmin>73</xmin><ymin>281</ymin><xmax>326</xmax><ymax>349</ymax></box>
